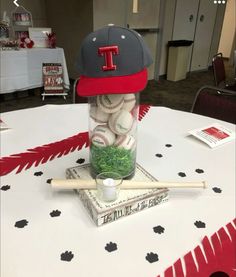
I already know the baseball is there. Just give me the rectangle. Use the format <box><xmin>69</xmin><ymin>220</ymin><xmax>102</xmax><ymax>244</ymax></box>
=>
<box><xmin>122</xmin><ymin>93</ymin><xmax>136</xmax><ymax>112</ymax></box>
<box><xmin>90</xmin><ymin>106</ymin><xmax>110</xmax><ymax>123</ymax></box>
<box><xmin>114</xmin><ymin>134</ymin><xmax>136</xmax><ymax>151</ymax></box>
<box><xmin>91</xmin><ymin>125</ymin><xmax>116</xmax><ymax>147</ymax></box>
<box><xmin>97</xmin><ymin>94</ymin><xmax>124</xmax><ymax>113</ymax></box>
<box><xmin>108</xmin><ymin>109</ymin><xmax>133</xmax><ymax>135</ymax></box>
<box><xmin>128</xmin><ymin>119</ymin><xmax>137</xmax><ymax>136</ymax></box>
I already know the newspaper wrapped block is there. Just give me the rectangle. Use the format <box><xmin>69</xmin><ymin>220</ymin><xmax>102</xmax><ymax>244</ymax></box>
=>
<box><xmin>66</xmin><ymin>164</ymin><xmax>169</xmax><ymax>226</ymax></box>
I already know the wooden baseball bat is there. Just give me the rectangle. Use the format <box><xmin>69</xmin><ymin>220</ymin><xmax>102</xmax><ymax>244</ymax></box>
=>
<box><xmin>51</xmin><ymin>179</ymin><xmax>207</xmax><ymax>190</ymax></box>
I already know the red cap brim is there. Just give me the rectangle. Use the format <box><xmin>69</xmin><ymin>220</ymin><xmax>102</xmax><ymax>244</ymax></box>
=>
<box><xmin>77</xmin><ymin>69</ymin><xmax>148</xmax><ymax>97</ymax></box>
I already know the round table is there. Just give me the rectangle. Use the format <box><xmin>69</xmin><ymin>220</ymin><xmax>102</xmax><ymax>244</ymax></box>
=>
<box><xmin>1</xmin><ymin>104</ymin><xmax>235</xmax><ymax>277</ymax></box>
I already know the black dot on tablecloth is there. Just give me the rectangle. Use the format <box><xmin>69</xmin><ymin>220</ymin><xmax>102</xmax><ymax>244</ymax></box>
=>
<box><xmin>34</xmin><ymin>171</ymin><xmax>43</xmax><ymax>176</ymax></box>
<box><xmin>210</xmin><ymin>272</ymin><xmax>229</xmax><ymax>277</ymax></box>
<box><xmin>165</xmin><ymin>144</ymin><xmax>172</xmax><ymax>148</ymax></box>
<box><xmin>105</xmin><ymin>242</ymin><xmax>117</xmax><ymax>252</ymax></box>
<box><xmin>14</xmin><ymin>219</ymin><xmax>28</xmax><ymax>228</ymax></box>
<box><xmin>145</xmin><ymin>252</ymin><xmax>159</xmax><ymax>263</ymax></box>
<box><xmin>155</xmin><ymin>154</ymin><xmax>163</xmax><ymax>158</ymax></box>
<box><xmin>194</xmin><ymin>220</ymin><xmax>206</xmax><ymax>228</ymax></box>
<box><xmin>76</xmin><ymin>158</ymin><xmax>85</xmax><ymax>164</ymax></box>
<box><xmin>195</xmin><ymin>168</ymin><xmax>204</xmax><ymax>174</ymax></box>
<box><xmin>178</xmin><ymin>172</ymin><xmax>186</xmax><ymax>177</ymax></box>
<box><xmin>47</xmin><ymin>178</ymin><xmax>52</xmax><ymax>184</ymax></box>
<box><xmin>61</xmin><ymin>251</ymin><xmax>74</xmax><ymax>261</ymax></box>
<box><xmin>212</xmin><ymin>187</ymin><xmax>222</xmax><ymax>193</ymax></box>
<box><xmin>1</xmin><ymin>185</ymin><xmax>11</xmax><ymax>191</ymax></box>
<box><xmin>153</xmin><ymin>225</ymin><xmax>165</xmax><ymax>234</ymax></box>
<box><xmin>50</xmin><ymin>210</ymin><xmax>61</xmax><ymax>217</ymax></box>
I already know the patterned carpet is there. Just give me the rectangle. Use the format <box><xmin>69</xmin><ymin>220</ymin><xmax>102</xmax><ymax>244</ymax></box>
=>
<box><xmin>1</xmin><ymin>62</ymin><xmax>235</xmax><ymax>113</ymax></box>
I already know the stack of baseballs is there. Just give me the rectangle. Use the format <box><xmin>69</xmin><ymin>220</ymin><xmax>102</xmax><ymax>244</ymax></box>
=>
<box><xmin>90</xmin><ymin>93</ymin><xmax>137</xmax><ymax>151</ymax></box>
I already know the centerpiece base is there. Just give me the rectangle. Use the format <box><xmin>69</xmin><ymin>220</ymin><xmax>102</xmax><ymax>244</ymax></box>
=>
<box><xmin>66</xmin><ymin>163</ymin><xmax>168</xmax><ymax>226</ymax></box>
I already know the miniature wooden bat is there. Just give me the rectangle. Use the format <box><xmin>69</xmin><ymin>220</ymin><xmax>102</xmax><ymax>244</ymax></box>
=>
<box><xmin>51</xmin><ymin>179</ymin><xmax>207</xmax><ymax>190</ymax></box>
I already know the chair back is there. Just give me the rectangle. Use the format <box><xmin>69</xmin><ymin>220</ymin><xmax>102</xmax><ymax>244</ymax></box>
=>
<box><xmin>191</xmin><ymin>86</ymin><xmax>236</xmax><ymax>124</ymax></box>
<box><xmin>212</xmin><ymin>53</ymin><xmax>226</xmax><ymax>86</ymax></box>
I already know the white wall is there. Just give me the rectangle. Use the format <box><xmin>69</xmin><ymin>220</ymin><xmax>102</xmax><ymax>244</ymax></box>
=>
<box><xmin>218</xmin><ymin>0</ymin><xmax>236</xmax><ymax>58</ymax></box>
<box><xmin>158</xmin><ymin>0</ymin><xmax>176</xmax><ymax>76</ymax></box>
<box><xmin>93</xmin><ymin>0</ymin><xmax>126</xmax><ymax>29</ymax></box>
<box><xmin>126</xmin><ymin>0</ymin><xmax>160</xmax><ymax>28</ymax></box>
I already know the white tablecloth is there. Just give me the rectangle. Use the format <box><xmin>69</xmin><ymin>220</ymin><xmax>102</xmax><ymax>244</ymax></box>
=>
<box><xmin>0</xmin><ymin>48</ymin><xmax>70</xmax><ymax>94</ymax></box>
<box><xmin>0</xmin><ymin>105</ymin><xmax>235</xmax><ymax>277</ymax></box>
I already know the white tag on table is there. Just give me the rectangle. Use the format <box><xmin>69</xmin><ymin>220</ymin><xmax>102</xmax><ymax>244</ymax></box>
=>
<box><xmin>188</xmin><ymin>123</ymin><xmax>235</xmax><ymax>148</ymax></box>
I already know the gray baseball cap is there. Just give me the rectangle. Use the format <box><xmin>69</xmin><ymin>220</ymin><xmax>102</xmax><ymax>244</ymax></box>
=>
<box><xmin>76</xmin><ymin>25</ymin><xmax>153</xmax><ymax>96</ymax></box>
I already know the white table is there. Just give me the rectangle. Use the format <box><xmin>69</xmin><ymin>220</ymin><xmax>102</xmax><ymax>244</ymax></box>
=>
<box><xmin>0</xmin><ymin>48</ymin><xmax>70</xmax><ymax>94</ymax></box>
<box><xmin>1</xmin><ymin>105</ymin><xmax>235</xmax><ymax>277</ymax></box>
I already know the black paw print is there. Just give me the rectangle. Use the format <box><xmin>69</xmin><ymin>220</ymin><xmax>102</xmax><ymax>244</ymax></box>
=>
<box><xmin>194</xmin><ymin>220</ymin><xmax>206</xmax><ymax>228</ymax></box>
<box><xmin>105</xmin><ymin>242</ymin><xmax>117</xmax><ymax>252</ymax></box>
<box><xmin>178</xmin><ymin>172</ymin><xmax>186</xmax><ymax>177</ymax></box>
<box><xmin>212</xmin><ymin>187</ymin><xmax>222</xmax><ymax>193</ymax></box>
<box><xmin>153</xmin><ymin>225</ymin><xmax>165</xmax><ymax>234</ymax></box>
<box><xmin>15</xmin><ymin>219</ymin><xmax>28</xmax><ymax>228</ymax></box>
<box><xmin>1</xmin><ymin>185</ymin><xmax>11</xmax><ymax>191</ymax></box>
<box><xmin>195</xmin><ymin>168</ymin><xmax>204</xmax><ymax>174</ymax></box>
<box><xmin>165</xmin><ymin>144</ymin><xmax>172</xmax><ymax>148</ymax></box>
<box><xmin>34</xmin><ymin>171</ymin><xmax>43</xmax><ymax>176</ymax></box>
<box><xmin>76</xmin><ymin>158</ymin><xmax>85</xmax><ymax>164</ymax></box>
<box><xmin>146</xmin><ymin>252</ymin><xmax>159</xmax><ymax>263</ymax></box>
<box><xmin>155</xmin><ymin>154</ymin><xmax>163</xmax><ymax>158</ymax></box>
<box><xmin>50</xmin><ymin>210</ymin><xmax>61</xmax><ymax>217</ymax></box>
<box><xmin>47</xmin><ymin>178</ymin><xmax>52</xmax><ymax>184</ymax></box>
<box><xmin>61</xmin><ymin>251</ymin><xmax>74</xmax><ymax>261</ymax></box>
<box><xmin>209</xmin><ymin>272</ymin><xmax>229</xmax><ymax>277</ymax></box>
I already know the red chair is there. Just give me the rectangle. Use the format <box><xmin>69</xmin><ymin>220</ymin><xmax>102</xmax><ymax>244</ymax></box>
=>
<box><xmin>191</xmin><ymin>85</ymin><xmax>236</xmax><ymax>124</ymax></box>
<box><xmin>212</xmin><ymin>53</ymin><xmax>236</xmax><ymax>91</ymax></box>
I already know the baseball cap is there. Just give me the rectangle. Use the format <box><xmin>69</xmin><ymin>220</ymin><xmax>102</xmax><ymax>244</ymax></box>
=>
<box><xmin>76</xmin><ymin>25</ymin><xmax>153</xmax><ymax>97</ymax></box>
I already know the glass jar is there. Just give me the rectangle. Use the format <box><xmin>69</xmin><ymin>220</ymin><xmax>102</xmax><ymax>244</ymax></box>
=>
<box><xmin>88</xmin><ymin>93</ymin><xmax>139</xmax><ymax>180</ymax></box>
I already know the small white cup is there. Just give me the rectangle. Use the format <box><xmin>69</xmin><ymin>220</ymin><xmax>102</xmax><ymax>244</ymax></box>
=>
<box><xmin>96</xmin><ymin>172</ymin><xmax>123</xmax><ymax>202</ymax></box>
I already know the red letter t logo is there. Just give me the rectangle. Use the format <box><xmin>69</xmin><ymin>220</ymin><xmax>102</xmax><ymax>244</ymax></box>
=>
<box><xmin>98</xmin><ymin>45</ymin><xmax>119</xmax><ymax>71</ymax></box>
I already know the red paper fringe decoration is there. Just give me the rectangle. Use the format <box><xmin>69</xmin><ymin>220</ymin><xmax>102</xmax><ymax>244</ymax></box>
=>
<box><xmin>0</xmin><ymin>132</ymin><xmax>89</xmax><ymax>176</ymax></box>
<box><xmin>0</xmin><ymin>105</ymin><xmax>151</xmax><ymax>176</ymax></box>
<box><xmin>139</xmin><ymin>104</ymin><xmax>151</xmax><ymax>121</ymax></box>
<box><xmin>158</xmin><ymin>219</ymin><xmax>236</xmax><ymax>277</ymax></box>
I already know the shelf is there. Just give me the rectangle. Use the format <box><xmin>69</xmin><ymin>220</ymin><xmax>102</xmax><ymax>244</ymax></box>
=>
<box><xmin>11</xmin><ymin>5</ymin><xmax>33</xmax><ymax>39</ymax></box>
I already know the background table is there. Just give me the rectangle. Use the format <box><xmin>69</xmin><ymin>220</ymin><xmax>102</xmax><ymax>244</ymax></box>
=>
<box><xmin>1</xmin><ymin>105</ymin><xmax>235</xmax><ymax>277</ymax></box>
<box><xmin>0</xmin><ymin>48</ymin><xmax>70</xmax><ymax>94</ymax></box>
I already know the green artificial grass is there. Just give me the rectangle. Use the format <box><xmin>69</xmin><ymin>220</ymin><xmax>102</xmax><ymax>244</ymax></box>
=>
<box><xmin>90</xmin><ymin>144</ymin><xmax>136</xmax><ymax>177</ymax></box>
